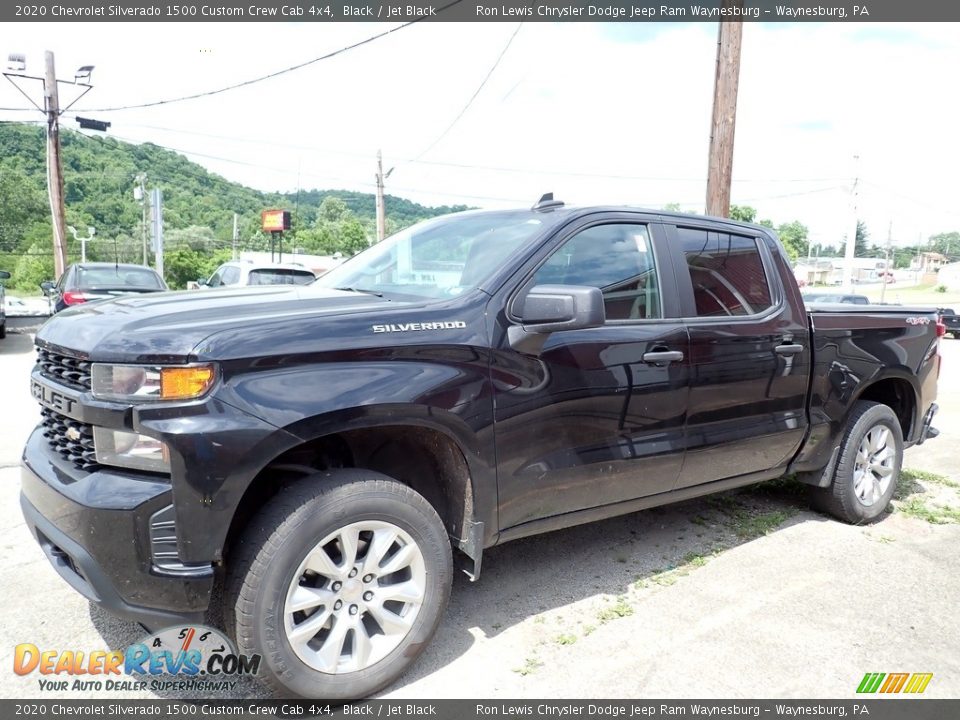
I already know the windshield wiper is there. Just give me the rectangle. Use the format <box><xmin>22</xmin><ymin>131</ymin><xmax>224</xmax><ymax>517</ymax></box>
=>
<box><xmin>333</xmin><ymin>286</ymin><xmax>384</xmax><ymax>298</ymax></box>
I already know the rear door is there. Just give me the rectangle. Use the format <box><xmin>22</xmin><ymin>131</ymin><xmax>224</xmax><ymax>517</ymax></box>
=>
<box><xmin>664</xmin><ymin>222</ymin><xmax>811</xmax><ymax>488</ymax></box>
<box><xmin>492</xmin><ymin>215</ymin><xmax>690</xmax><ymax>529</ymax></box>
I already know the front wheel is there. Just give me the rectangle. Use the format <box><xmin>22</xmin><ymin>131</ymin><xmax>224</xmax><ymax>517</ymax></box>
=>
<box><xmin>812</xmin><ymin>401</ymin><xmax>903</xmax><ymax>524</ymax></box>
<box><xmin>226</xmin><ymin>469</ymin><xmax>453</xmax><ymax>699</ymax></box>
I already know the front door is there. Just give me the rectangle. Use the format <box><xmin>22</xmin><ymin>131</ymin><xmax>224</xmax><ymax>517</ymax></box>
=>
<box><xmin>492</xmin><ymin>218</ymin><xmax>690</xmax><ymax>530</ymax></box>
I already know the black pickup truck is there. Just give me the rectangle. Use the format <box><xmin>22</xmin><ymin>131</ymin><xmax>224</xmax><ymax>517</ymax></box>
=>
<box><xmin>21</xmin><ymin>202</ymin><xmax>942</xmax><ymax>699</ymax></box>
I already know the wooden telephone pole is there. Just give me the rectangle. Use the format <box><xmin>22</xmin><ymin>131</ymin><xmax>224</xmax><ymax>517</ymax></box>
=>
<box><xmin>44</xmin><ymin>51</ymin><xmax>68</xmax><ymax>278</ymax></box>
<box><xmin>705</xmin><ymin>9</ymin><xmax>744</xmax><ymax>218</ymax></box>
<box><xmin>375</xmin><ymin>150</ymin><xmax>386</xmax><ymax>244</ymax></box>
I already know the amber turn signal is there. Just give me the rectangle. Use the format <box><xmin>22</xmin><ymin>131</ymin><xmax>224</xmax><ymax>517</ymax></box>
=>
<box><xmin>160</xmin><ymin>365</ymin><xmax>216</xmax><ymax>400</ymax></box>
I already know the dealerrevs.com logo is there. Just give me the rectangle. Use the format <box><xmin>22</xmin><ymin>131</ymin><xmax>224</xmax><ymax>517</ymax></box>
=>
<box><xmin>13</xmin><ymin>625</ymin><xmax>261</xmax><ymax>693</ymax></box>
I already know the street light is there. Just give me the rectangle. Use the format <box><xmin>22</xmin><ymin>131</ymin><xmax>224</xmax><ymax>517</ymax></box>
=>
<box><xmin>74</xmin><ymin>65</ymin><xmax>94</xmax><ymax>84</ymax></box>
<box><xmin>6</xmin><ymin>53</ymin><xmax>25</xmax><ymax>72</ymax></box>
<box><xmin>68</xmin><ymin>225</ymin><xmax>96</xmax><ymax>263</ymax></box>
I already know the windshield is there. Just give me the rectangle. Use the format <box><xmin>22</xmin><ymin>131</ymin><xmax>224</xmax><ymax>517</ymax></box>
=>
<box><xmin>315</xmin><ymin>212</ymin><xmax>545</xmax><ymax>299</ymax></box>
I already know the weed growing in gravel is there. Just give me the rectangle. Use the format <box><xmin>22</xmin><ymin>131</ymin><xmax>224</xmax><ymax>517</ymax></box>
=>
<box><xmin>513</xmin><ymin>656</ymin><xmax>543</xmax><ymax>676</ymax></box>
<box><xmin>583</xmin><ymin>624</ymin><xmax>596</xmax><ymax>636</ymax></box>
<box><xmin>596</xmin><ymin>596</ymin><xmax>634</xmax><ymax>623</ymax></box>
<box><xmin>555</xmin><ymin>634</ymin><xmax>577</xmax><ymax>645</ymax></box>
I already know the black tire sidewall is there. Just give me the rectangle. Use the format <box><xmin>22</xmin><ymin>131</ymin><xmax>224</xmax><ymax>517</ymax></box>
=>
<box><xmin>236</xmin><ymin>475</ymin><xmax>452</xmax><ymax>699</ymax></box>
<box><xmin>833</xmin><ymin>403</ymin><xmax>904</xmax><ymax>523</ymax></box>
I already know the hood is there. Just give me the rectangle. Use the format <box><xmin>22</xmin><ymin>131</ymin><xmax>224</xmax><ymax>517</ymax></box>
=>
<box><xmin>35</xmin><ymin>285</ymin><xmax>405</xmax><ymax>362</ymax></box>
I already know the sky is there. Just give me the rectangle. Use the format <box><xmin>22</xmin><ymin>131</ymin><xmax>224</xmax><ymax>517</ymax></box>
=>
<box><xmin>2</xmin><ymin>20</ymin><xmax>959</xmax><ymax>252</ymax></box>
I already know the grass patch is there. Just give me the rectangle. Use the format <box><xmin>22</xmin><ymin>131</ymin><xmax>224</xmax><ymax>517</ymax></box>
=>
<box><xmin>555</xmin><ymin>634</ymin><xmax>577</xmax><ymax>646</ymax></box>
<box><xmin>682</xmin><ymin>551</ymin><xmax>709</xmax><ymax>567</ymax></box>
<box><xmin>512</xmin><ymin>656</ymin><xmax>543</xmax><ymax>676</ymax></box>
<box><xmin>596</xmin><ymin>597</ymin><xmax>634</xmax><ymax>623</ymax></box>
<box><xmin>894</xmin><ymin>496</ymin><xmax>960</xmax><ymax>525</ymax></box>
<box><xmin>728</xmin><ymin>509</ymin><xmax>792</xmax><ymax>539</ymax></box>
<box><xmin>901</xmin><ymin>468</ymin><xmax>959</xmax><ymax>489</ymax></box>
<box><xmin>652</xmin><ymin>573</ymin><xmax>678</xmax><ymax>587</ymax></box>
<box><xmin>583</xmin><ymin>624</ymin><xmax>596</xmax><ymax>636</ymax></box>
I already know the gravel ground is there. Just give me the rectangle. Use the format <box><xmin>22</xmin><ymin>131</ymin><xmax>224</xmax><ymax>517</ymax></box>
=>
<box><xmin>1</xmin><ymin>329</ymin><xmax>957</xmax><ymax>700</ymax></box>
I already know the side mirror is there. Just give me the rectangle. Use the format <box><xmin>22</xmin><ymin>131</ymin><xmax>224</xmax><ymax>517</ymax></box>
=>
<box><xmin>508</xmin><ymin>284</ymin><xmax>605</xmax><ymax>354</ymax></box>
<box><xmin>40</xmin><ymin>280</ymin><xmax>56</xmax><ymax>295</ymax></box>
<box><xmin>0</xmin><ymin>270</ymin><xmax>10</xmax><ymax>280</ymax></box>
<box><xmin>196</xmin><ymin>277</ymin><xmax>207</xmax><ymax>286</ymax></box>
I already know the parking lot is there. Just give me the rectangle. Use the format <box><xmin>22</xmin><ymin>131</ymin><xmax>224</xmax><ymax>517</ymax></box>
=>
<box><xmin>1</xmin><ymin>328</ymin><xmax>958</xmax><ymax>700</ymax></box>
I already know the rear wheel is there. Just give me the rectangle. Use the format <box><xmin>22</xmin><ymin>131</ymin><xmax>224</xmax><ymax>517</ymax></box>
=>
<box><xmin>226</xmin><ymin>469</ymin><xmax>452</xmax><ymax>699</ymax></box>
<box><xmin>812</xmin><ymin>401</ymin><xmax>903</xmax><ymax>524</ymax></box>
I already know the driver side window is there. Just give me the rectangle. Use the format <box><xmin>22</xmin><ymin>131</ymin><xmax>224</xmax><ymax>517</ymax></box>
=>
<box><xmin>207</xmin><ymin>268</ymin><xmax>224</xmax><ymax>288</ymax></box>
<box><xmin>533</xmin><ymin>223</ymin><xmax>661</xmax><ymax>321</ymax></box>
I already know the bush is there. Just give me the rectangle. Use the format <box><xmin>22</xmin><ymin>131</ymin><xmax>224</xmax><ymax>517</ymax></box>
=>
<box><xmin>935</xmin><ymin>285</ymin><xmax>948</xmax><ymax>293</ymax></box>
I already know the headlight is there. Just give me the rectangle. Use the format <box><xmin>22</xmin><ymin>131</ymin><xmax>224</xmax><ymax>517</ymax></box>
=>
<box><xmin>91</xmin><ymin>364</ymin><xmax>216</xmax><ymax>402</ymax></box>
<box><xmin>93</xmin><ymin>427</ymin><xmax>170</xmax><ymax>473</ymax></box>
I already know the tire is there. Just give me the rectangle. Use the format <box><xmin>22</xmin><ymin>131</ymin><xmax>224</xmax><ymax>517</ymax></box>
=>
<box><xmin>811</xmin><ymin>401</ymin><xmax>903</xmax><ymax>524</ymax></box>
<box><xmin>0</xmin><ymin>321</ymin><xmax>5</xmax><ymax>339</ymax></box>
<box><xmin>226</xmin><ymin>469</ymin><xmax>452</xmax><ymax>699</ymax></box>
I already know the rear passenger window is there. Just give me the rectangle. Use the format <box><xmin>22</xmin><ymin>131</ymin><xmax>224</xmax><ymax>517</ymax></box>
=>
<box><xmin>677</xmin><ymin>227</ymin><xmax>772</xmax><ymax>317</ymax></box>
<box><xmin>533</xmin><ymin>223</ymin><xmax>660</xmax><ymax>320</ymax></box>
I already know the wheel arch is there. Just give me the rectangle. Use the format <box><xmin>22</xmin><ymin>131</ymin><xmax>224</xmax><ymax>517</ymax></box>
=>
<box><xmin>221</xmin><ymin>407</ymin><xmax>493</xmax><ymax>580</ymax></box>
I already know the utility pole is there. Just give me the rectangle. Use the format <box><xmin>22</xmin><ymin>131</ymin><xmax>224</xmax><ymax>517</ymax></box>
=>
<box><xmin>135</xmin><ymin>173</ymin><xmax>148</xmax><ymax>265</ymax></box>
<box><xmin>705</xmin><ymin>6</ymin><xmax>744</xmax><ymax>218</ymax></box>
<box><xmin>150</xmin><ymin>188</ymin><xmax>164</xmax><ymax>280</ymax></box>
<box><xmin>232</xmin><ymin>213</ymin><xmax>239</xmax><ymax>260</ymax></box>
<box><xmin>4</xmin><ymin>53</ymin><xmax>94</xmax><ymax>278</ymax></box>
<box><xmin>842</xmin><ymin>154</ymin><xmax>859</xmax><ymax>290</ymax></box>
<box><xmin>44</xmin><ymin>52</ymin><xmax>68</xmax><ymax>278</ymax></box>
<box><xmin>375</xmin><ymin>150</ymin><xmax>386</xmax><ymax>244</ymax></box>
<box><xmin>880</xmin><ymin>220</ymin><xmax>892</xmax><ymax>305</ymax></box>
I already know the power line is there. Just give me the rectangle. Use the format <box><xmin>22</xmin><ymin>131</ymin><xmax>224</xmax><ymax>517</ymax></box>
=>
<box><xmin>410</xmin><ymin>22</ymin><xmax>523</xmax><ymax>162</ymax></box>
<box><xmin>73</xmin><ymin>5</ymin><xmax>463</xmax><ymax>113</ymax></box>
<box><xmin>80</xmin><ymin>119</ymin><xmax>847</xmax><ymax>184</ymax></box>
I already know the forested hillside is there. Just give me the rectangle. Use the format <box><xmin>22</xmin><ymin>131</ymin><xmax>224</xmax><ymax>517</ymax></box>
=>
<box><xmin>0</xmin><ymin>123</ymin><xmax>467</xmax><ymax>289</ymax></box>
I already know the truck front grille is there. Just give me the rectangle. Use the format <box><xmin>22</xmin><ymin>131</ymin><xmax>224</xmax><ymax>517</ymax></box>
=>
<box><xmin>40</xmin><ymin>408</ymin><xmax>100</xmax><ymax>471</ymax></box>
<box><xmin>37</xmin><ymin>349</ymin><xmax>92</xmax><ymax>392</ymax></box>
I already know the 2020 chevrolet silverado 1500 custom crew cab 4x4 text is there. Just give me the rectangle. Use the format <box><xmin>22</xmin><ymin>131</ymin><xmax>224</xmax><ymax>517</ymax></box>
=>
<box><xmin>21</xmin><ymin>202</ymin><xmax>942</xmax><ymax>699</ymax></box>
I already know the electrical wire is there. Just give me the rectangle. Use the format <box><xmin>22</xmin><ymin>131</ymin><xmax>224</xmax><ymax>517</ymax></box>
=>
<box><xmin>410</xmin><ymin>22</ymin><xmax>523</xmax><ymax>162</ymax></box>
<box><xmin>73</xmin><ymin>2</ymin><xmax>464</xmax><ymax>113</ymax></box>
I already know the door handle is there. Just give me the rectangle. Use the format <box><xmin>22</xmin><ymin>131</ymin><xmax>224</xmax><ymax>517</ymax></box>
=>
<box><xmin>642</xmin><ymin>350</ymin><xmax>684</xmax><ymax>364</ymax></box>
<box><xmin>775</xmin><ymin>344</ymin><xmax>803</xmax><ymax>356</ymax></box>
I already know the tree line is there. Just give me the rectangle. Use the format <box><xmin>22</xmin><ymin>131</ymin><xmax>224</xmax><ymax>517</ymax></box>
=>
<box><xmin>0</xmin><ymin>123</ymin><xmax>465</xmax><ymax>290</ymax></box>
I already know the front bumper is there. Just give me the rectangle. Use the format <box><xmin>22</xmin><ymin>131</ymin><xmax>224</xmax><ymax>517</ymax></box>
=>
<box><xmin>20</xmin><ymin>428</ymin><xmax>212</xmax><ymax>630</ymax></box>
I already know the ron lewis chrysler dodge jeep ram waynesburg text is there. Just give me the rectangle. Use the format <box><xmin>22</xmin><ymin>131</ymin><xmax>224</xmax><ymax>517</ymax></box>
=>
<box><xmin>21</xmin><ymin>199</ymin><xmax>942</xmax><ymax>699</ymax></box>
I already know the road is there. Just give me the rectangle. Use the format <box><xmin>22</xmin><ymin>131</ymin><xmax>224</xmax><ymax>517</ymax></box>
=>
<box><xmin>0</xmin><ymin>328</ymin><xmax>957</xmax><ymax>700</ymax></box>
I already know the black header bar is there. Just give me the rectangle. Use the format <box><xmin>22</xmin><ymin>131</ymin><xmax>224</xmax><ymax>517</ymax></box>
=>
<box><xmin>4</xmin><ymin>1</ymin><xmax>960</xmax><ymax>23</ymax></box>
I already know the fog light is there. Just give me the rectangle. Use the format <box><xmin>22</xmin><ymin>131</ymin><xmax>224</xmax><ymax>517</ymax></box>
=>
<box><xmin>93</xmin><ymin>427</ymin><xmax>170</xmax><ymax>473</ymax></box>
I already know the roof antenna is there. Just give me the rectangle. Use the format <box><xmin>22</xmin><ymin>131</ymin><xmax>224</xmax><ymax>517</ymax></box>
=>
<box><xmin>532</xmin><ymin>192</ymin><xmax>564</xmax><ymax>212</ymax></box>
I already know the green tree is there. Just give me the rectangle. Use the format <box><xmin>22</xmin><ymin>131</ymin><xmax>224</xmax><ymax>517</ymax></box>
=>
<box><xmin>10</xmin><ymin>244</ymin><xmax>55</xmax><ymax>291</ymax></box>
<box><xmin>776</xmin><ymin>221</ymin><xmax>809</xmax><ymax>261</ymax></box>
<box><xmin>729</xmin><ymin>205</ymin><xmax>756</xmax><ymax>223</ymax></box>
<box><xmin>929</xmin><ymin>231</ymin><xmax>959</xmax><ymax>259</ymax></box>
<box><xmin>855</xmin><ymin>221</ymin><xmax>869</xmax><ymax>257</ymax></box>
